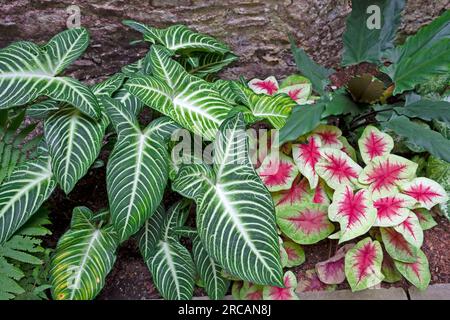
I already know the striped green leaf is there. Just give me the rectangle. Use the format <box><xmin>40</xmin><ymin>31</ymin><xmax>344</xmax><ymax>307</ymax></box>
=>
<box><xmin>139</xmin><ymin>201</ymin><xmax>195</xmax><ymax>300</ymax></box>
<box><xmin>231</xmin><ymin>82</ymin><xmax>295</xmax><ymax>129</ymax></box>
<box><xmin>172</xmin><ymin>114</ymin><xmax>283</xmax><ymax>286</ymax></box>
<box><xmin>0</xmin><ymin>154</ymin><xmax>56</xmax><ymax>244</ymax></box>
<box><xmin>43</xmin><ymin>74</ymin><xmax>125</xmax><ymax>194</ymax></box>
<box><xmin>192</xmin><ymin>235</ymin><xmax>229</xmax><ymax>300</ymax></box>
<box><xmin>123</xmin><ymin>20</ymin><xmax>230</xmax><ymax>54</ymax></box>
<box><xmin>125</xmin><ymin>45</ymin><xmax>233</xmax><ymax>140</ymax></box>
<box><xmin>0</xmin><ymin>28</ymin><xmax>100</xmax><ymax>119</ymax></box>
<box><xmin>179</xmin><ymin>52</ymin><xmax>238</xmax><ymax>78</ymax></box>
<box><xmin>104</xmin><ymin>97</ymin><xmax>178</xmax><ymax>242</ymax></box>
<box><xmin>50</xmin><ymin>207</ymin><xmax>118</xmax><ymax>300</ymax></box>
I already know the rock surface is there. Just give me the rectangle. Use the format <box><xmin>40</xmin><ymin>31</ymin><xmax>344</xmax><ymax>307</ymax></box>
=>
<box><xmin>0</xmin><ymin>0</ymin><xmax>448</xmax><ymax>82</ymax></box>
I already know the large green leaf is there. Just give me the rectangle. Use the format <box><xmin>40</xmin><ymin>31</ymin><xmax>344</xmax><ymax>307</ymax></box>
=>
<box><xmin>125</xmin><ymin>45</ymin><xmax>233</xmax><ymax>140</ymax></box>
<box><xmin>383</xmin><ymin>116</ymin><xmax>450</xmax><ymax>162</ymax></box>
<box><xmin>279</xmin><ymin>102</ymin><xmax>325</xmax><ymax>144</ymax></box>
<box><xmin>173</xmin><ymin>114</ymin><xmax>283</xmax><ymax>286</ymax></box>
<box><xmin>396</xmin><ymin>100</ymin><xmax>450</xmax><ymax>125</ymax></box>
<box><xmin>389</xmin><ymin>11</ymin><xmax>450</xmax><ymax>94</ymax></box>
<box><xmin>50</xmin><ymin>207</ymin><xmax>118</xmax><ymax>300</ymax></box>
<box><xmin>289</xmin><ymin>36</ymin><xmax>333</xmax><ymax>96</ymax></box>
<box><xmin>104</xmin><ymin>97</ymin><xmax>177</xmax><ymax>242</ymax></box>
<box><xmin>230</xmin><ymin>82</ymin><xmax>296</xmax><ymax>128</ymax></box>
<box><xmin>139</xmin><ymin>201</ymin><xmax>195</xmax><ymax>300</ymax></box>
<box><xmin>379</xmin><ymin>0</ymin><xmax>406</xmax><ymax>53</ymax></box>
<box><xmin>43</xmin><ymin>75</ymin><xmax>124</xmax><ymax>194</ymax></box>
<box><xmin>192</xmin><ymin>235</ymin><xmax>229</xmax><ymax>300</ymax></box>
<box><xmin>0</xmin><ymin>29</ymin><xmax>100</xmax><ymax>119</ymax></box>
<box><xmin>123</xmin><ymin>20</ymin><xmax>230</xmax><ymax>54</ymax></box>
<box><xmin>179</xmin><ymin>52</ymin><xmax>238</xmax><ymax>79</ymax></box>
<box><xmin>0</xmin><ymin>154</ymin><xmax>56</xmax><ymax>244</ymax></box>
<box><xmin>342</xmin><ymin>0</ymin><xmax>386</xmax><ymax>65</ymax></box>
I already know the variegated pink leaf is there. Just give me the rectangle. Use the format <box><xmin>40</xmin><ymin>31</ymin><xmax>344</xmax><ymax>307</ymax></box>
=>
<box><xmin>400</xmin><ymin>177</ymin><xmax>448</xmax><ymax>210</ymax></box>
<box><xmin>276</xmin><ymin>202</ymin><xmax>335</xmax><ymax>244</ymax></box>
<box><xmin>315</xmin><ymin>244</ymin><xmax>354</xmax><ymax>285</ymax></box>
<box><xmin>282</xmin><ymin>240</ymin><xmax>305</xmax><ymax>267</ymax></box>
<box><xmin>316</xmin><ymin>148</ymin><xmax>363</xmax><ymax>190</ymax></box>
<box><xmin>328</xmin><ymin>185</ymin><xmax>376</xmax><ymax>243</ymax></box>
<box><xmin>359</xmin><ymin>155</ymin><xmax>418</xmax><ymax>197</ymax></box>
<box><xmin>279</xmin><ymin>237</ymin><xmax>289</xmax><ymax>267</ymax></box>
<box><xmin>248</xmin><ymin>76</ymin><xmax>279</xmax><ymax>95</ymax></box>
<box><xmin>272</xmin><ymin>176</ymin><xmax>311</xmax><ymax>207</ymax></box>
<box><xmin>240</xmin><ymin>282</ymin><xmax>264</xmax><ymax>300</ymax></box>
<box><xmin>381</xmin><ymin>253</ymin><xmax>402</xmax><ymax>283</ymax></box>
<box><xmin>394</xmin><ymin>249</ymin><xmax>431</xmax><ymax>290</ymax></box>
<box><xmin>412</xmin><ymin>208</ymin><xmax>437</xmax><ymax>230</ymax></box>
<box><xmin>380</xmin><ymin>227</ymin><xmax>418</xmax><ymax>263</ymax></box>
<box><xmin>296</xmin><ymin>269</ymin><xmax>336</xmax><ymax>293</ymax></box>
<box><xmin>278</xmin><ymin>83</ymin><xmax>312</xmax><ymax>104</ymax></box>
<box><xmin>256</xmin><ymin>152</ymin><xmax>298</xmax><ymax>192</ymax></box>
<box><xmin>372</xmin><ymin>193</ymin><xmax>416</xmax><ymax>227</ymax></box>
<box><xmin>263</xmin><ymin>271</ymin><xmax>298</xmax><ymax>300</ymax></box>
<box><xmin>313</xmin><ymin>125</ymin><xmax>343</xmax><ymax>149</ymax></box>
<box><xmin>358</xmin><ymin>126</ymin><xmax>394</xmax><ymax>164</ymax></box>
<box><xmin>292</xmin><ymin>135</ymin><xmax>322</xmax><ymax>189</ymax></box>
<box><xmin>345</xmin><ymin>237</ymin><xmax>384</xmax><ymax>292</ymax></box>
<box><xmin>393</xmin><ymin>210</ymin><xmax>423</xmax><ymax>248</ymax></box>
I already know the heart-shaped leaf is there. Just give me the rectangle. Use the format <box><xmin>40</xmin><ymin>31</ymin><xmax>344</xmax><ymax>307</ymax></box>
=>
<box><xmin>248</xmin><ymin>76</ymin><xmax>279</xmax><ymax>95</ymax></box>
<box><xmin>394</xmin><ymin>249</ymin><xmax>431</xmax><ymax>290</ymax></box>
<box><xmin>239</xmin><ymin>282</ymin><xmax>264</xmax><ymax>300</ymax></box>
<box><xmin>400</xmin><ymin>177</ymin><xmax>448</xmax><ymax>210</ymax></box>
<box><xmin>296</xmin><ymin>269</ymin><xmax>336</xmax><ymax>293</ymax></box>
<box><xmin>328</xmin><ymin>186</ymin><xmax>376</xmax><ymax>243</ymax></box>
<box><xmin>292</xmin><ymin>135</ymin><xmax>322</xmax><ymax>189</ymax></box>
<box><xmin>372</xmin><ymin>193</ymin><xmax>416</xmax><ymax>227</ymax></box>
<box><xmin>412</xmin><ymin>208</ymin><xmax>437</xmax><ymax>230</ymax></box>
<box><xmin>380</xmin><ymin>227</ymin><xmax>418</xmax><ymax>263</ymax></box>
<box><xmin>315</xmin><ymin>244</ymin><xmax>354</xmax><ymax>285</ymax></box>
<box><xmin>276</xmin><ymin>202</ymin><xmax>334</xmax><ymax>245</ymax></box>
<box><xmin>313</xmin><ymin>125</ymin><xmax>343</xmax><ymax>149</ymax></box>
<box><xmin>272</xmin><ymin>177</ymin><xmax>311</xmax><ymax>207</ymax></box>
<box><xmin>257</xmin><ymin>152</ymin><xmax>298</xmax><ymax>192</ymax></box>
<box><xmin>393</xmin><ymin>210</ymin><xmax>423</xmax><ymax>248</ymax></box>
<box><xmin>316</xmin><ymin>148</ymin><xmax>363</xmax><ymax>190</ymax></box>
<box><xmin>262</xmin><ymin>271</ymin><xmax>298</xmax><ymax>300</ymax></box>
<box><xmin>358</xmin><ymin>125</ymin><xmax>394</xmax><ymax>164</ymax></box>
<box><xmin>345</xmin><ymin>237</ymin><xmax>384</xmax><ymax>292</ymax></box>
<box><xmin>282</xmin><ymin>241</ymin><xmax>305</xmax><ymax>268</ymax></box>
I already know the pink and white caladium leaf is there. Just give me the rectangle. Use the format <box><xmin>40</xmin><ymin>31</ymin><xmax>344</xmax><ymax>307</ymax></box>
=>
<box><xmin>312</xmin><ymin>125</ymin><xmax>343</xmax><ymax>149</ymax></box>
<box><xmin>316</xmin><ymin>148</ymin><xmax>363</xmax><ymax>190</ymax></box>
<box><xmin>256</xmin><ymin>152</ymin><xmax>298</xmax><ymax>192</ymax></box>
<box><xmin>263</xmin><ymin>271</ymin><xmax>298</xmax><ymax>300</ymax></box>
<box><xmin>394</xmin><ymin>249</ymin><xmax>431</xmax><ymax>290</ymax></box>
<box><xmin>276</xmin><ymin>202</ymin><xmax>335</xmax><ymax>245</ymax></box>
<box><xmin>248</xmin><ymin>76</ymin><xmax>279</xmax><ymax>95</ymax></box>
<box><xmin>380</xmin><ymin>227</ymin><xmax>418</xmax><ymax>263</ymax></box>
<box><xmin>239</xmin><ymin>281</ymin><xmax>264</xmax><ymax>300</ymax></box>
<box><xmin>358</xmin><ymin>126</ymin><xmax>394</xmax><ymax>165</ymax></box>
<box><xmin>292</xmin><ymin>135</ymin><xmax>322</xmax><ymax>189</ymax></box>
<box><xmin>381</xmin><ymin>253</ymin><xmax>402</xmax><ymax>283</ymax></box>
<box><xmin>339</xmin><ymin>136</ymin><xmax>357</xmax><ymax>162</ymax></box>
<box><xmin>296</xmin><ymin>269</ymin><xmax>336</xmax><ymax>293</ymax></box>
<box><xmin>282</xmin><ymin>240</ymin><xmax>306</xmax><ymax>267</ymax></box>
<box><xmin>328</xmin><ymin>186</ymin><xmax>377</xmax><ymax>243</ymax></box>
<box><xmin>412</xmin><ymin>208</ymin><xmax>437</xmax><ymax>230</ymax></box>
<box><xmin>372</xmin><ymin>193</ymin><xmax>416</xmax><ymax>227</ymax></box>
<box><xmin>315</xmin><ymin>244</ymin><xmax>354</xmax><ymax>285</ymax></box>
<box><xmin>272</xmin><ymin>177</ymin><xmax>311</xmax><ymax>207</ymax></box>
<box><xmin>400</xmin><ymin>177</ymin><xmax>448</xmax><ymax>210</ymax></box>
<box><xmin>344</xmin><ymin>237</ymin><xmax>384</xmax><ymax>292</ymax></box>
<box><xmin>278</xmin><ymin>83</ymin><xmax>312</xmax><ymax>105</ymax></box>
<box><xmin>359</xmin><ymin>155</ymin><xmax>418</xmax><ymax>197</ymax></box>
<box><xmin>279</xmin><ymin>237</ymin><xmax>289</xmax><ymax>267</ymax></box>
<box><xmin>393</xmin><ymin>210</ymin><xmax>424</xmax><ymax>248</ymax></box>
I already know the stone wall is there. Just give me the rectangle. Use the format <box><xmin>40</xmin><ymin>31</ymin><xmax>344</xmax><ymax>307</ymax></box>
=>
<box><xmin>0</xmin><ymin>0</ymin><xmax>448</xmax><ymax>82</ymax></box>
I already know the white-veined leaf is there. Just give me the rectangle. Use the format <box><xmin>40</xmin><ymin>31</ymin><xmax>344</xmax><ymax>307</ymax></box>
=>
<box><xmin>0</xmin><ymin>29</ymin><xmax>100</xmax><ymax>119</ymax></box>
<box><xmin>50</xmin><ymin>207</ymin><xmax>119</xmax><ymax>300</ymax></box>
<box><xmin>173</xmin><ymin>114</ymin><xmax>283</xmax><ymax>286</ymax></box>
<box><xmin>125</xmin><ymin>45</ymin><xmax>233</xmax><ymax>140</ymax></box>
<box><xmin>0</xmin><ymin>154</ymin><xmax>56</xmax><ymax>244</ymax></box>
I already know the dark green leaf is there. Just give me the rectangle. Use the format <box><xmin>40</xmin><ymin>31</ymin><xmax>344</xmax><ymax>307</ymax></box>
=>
<box><xmin>384</xmin><ymin>116</ymin><xmax>450</xmax><ymax>162</ymax></box>
<box><xmin>322</xmin><ymin>93</ymin><xmax>360</xmax><ymax>117</ymax></box>
<box><xmin>379</xmin><ymin>0</ymin><xmax>406</xmax><ymax>52</ymax></box>
<box><xmin>396</xmin><ymin>100</ymin><xmax>450</xmax><ymax>124</ymax></box>
<box><xmin>289</xmin><ymin>35</ymin><xmax>333</xmax><ymax>96</ymax></box>
<box><xmin>279</xmin><ymin>102</ymin><xmax>325</xmax><ymax>144</ymax></box>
